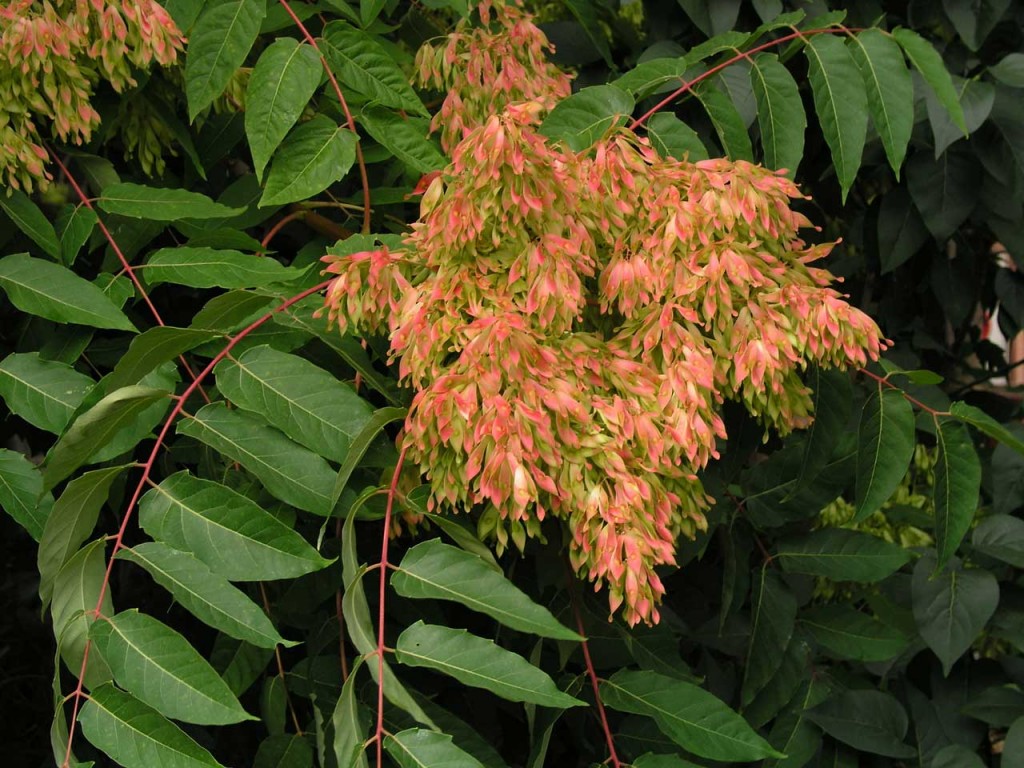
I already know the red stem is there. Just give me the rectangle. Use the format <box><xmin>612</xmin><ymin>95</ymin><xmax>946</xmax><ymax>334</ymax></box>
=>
<box><xmin>61</xmin><ymin>280</ymin><xmax>332</xmax><ymax>768</ymax></box>
<box><xmin>375</xmin><ymin>444</ymin><xmax>408</xmax><ymax>768</ymax></box>
<box><xmin>859</xmin><ymin>368</ymin><xmax>947</xmax><ymax>416</ymax></box>
<box><xmin>276</xmin><ymin>0</ymin><xmax>373</xmax><ymax>234</ymax></box>
<box><xmin>46</xmin><ymin>148</ymin><xmax>210</xmax><ymax>404</ymax></box>
<box><xmin>262</xmin><ymin>209</ymin><xmax>308</xmax><ymax>249</ymax></box>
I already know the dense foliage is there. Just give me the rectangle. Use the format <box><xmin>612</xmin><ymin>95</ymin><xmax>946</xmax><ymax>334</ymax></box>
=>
<box><xmin>3</xmin><ymin>1</ymin><xmax>1024</xmax><ymax>767</ymax></box>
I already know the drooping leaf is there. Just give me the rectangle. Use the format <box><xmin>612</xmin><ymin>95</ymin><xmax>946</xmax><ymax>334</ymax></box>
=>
<box><xmin>185</xmin><ymin>0</ymin><xmax>266</xmax><ymax>120</ymax></box>
<box><xmin>143</xmin><ymin>248</ymin><xmax>298</xmax><ymax>289</ymax></box>
<box><xmin>694</xmin><ymin>82</ymin><xmax>754</xmax><ymax>161</ymax></box>
<box><xmin>246</xmin><ymin>39</ymin><xmax>323</xmax><ymax>180</ymax></box>
<box><xmin>941</xmin><ymin>0</ymin><xmax>1010</xmax><ymax>52</ymax></box>
<box><xmin>358</xmin><ymin>108</ymin><xmax>447</xmax><ymax>174</ymax></box>
<box><xmin>80</xmin><ymin>684</ymin><xmax>226</xmax><ymax>768</ymax></box>
<box><xmin>991</xmin><ymin>53</ymin><xmax>1024</xmax><ymax>87</ymax></box>
<box><xmin>562</xmin><ymin>0</ymin><xmax>614</xmax><ymax>67</ymax></box>
<box><xmin>50</xmin><ymin>539</ymin><xmax>113</xmax><ymax>689</ymax></box>
<box><xmin>55</xmin><ymin>204</ymin><xmax>98</xmax><ymax>266</ymax></box>
<box><xmin>806</xmin><ymin>690</ymin><xmax>915</xmax><ymax>758</ymax></box>
<box><xmin>803</xmin><ymin>34</ymin><xmax>867</xmax><ymax>200</ymax></box>
<box><xmin>748</xmin><ymin>53</ymin><xmax>805</xmax><ymax>177</ymax></box>
<box><xmin>776</xmin><ymin>529</ymin><xmax>912</xmax><ymax>582</ymax></box>
<box><xmin>613</xmin><ymin>58</ymin><xmax>688</xmax><ymax>100</ymax></box>
<box><xmin>891</xmin><ymin>27</ymin><xmax>967</xmax><ymax>135</ymax></box>
<box><xmin>933</xmin><ymin>416</ymin><xmax>981</xmax><ymax>566</ymax></box>
<box><xmin>1005</xmin><ymin>717</ymin><xmax>1024</xmax><ymax>768</ymax></box>
<box><xmin>178</xmin><ymin>403</ymin><xmax>336</xmax><ymax>515</ymax></box>
<box><xmin>394</xmin><ymin>621</ymin><xmax>584</xmax><ymax>709</ymax></box>
<box><xmin>973</xmin><ymin>515</ymin><xmax>1024</xmax><ymax>567</ymax></box>
<box><xmin>261</xmin><ymin>116</ymin><xmax>359</xmax><ymax>206</ymax></box>
<box><xmin>211</xmin><ymin>635</ymin><xmax>273</xmax><ymax>697</ymax></box>
<box><xmin>912</xmin><ymin>553</ymin><xmax>999</xmax><ymax>675</ymax></box>
<box><xmin>795</xmin><ymin>367</ymin><xmax>852</xmax><ymax>491</ymax></box>
<box><xmin>0</xmin><ymin>254</ymin><xmax>136</xmax><ymax>332</ymax></box>
<box><xmin>854</xmin><ymin>387</ymin><xmax>915</xmax><ymax>522</ymax></box>
<box><xmin>43</xmin><ymin>386</ymin><xmax>168</xmax><ymax>491</ymax></box>
<box><xmin>215</xmin><ymin>345</ymin><xmax>372</xmax><ymax>463</ymax></box>
<box><xmin>391</xmin><ymin>539</ymin><xmax>581</xmax><ymax>640</ymax></box>
<box><xmin>88</xmin><ymin>365</ymin><xmax>178</xmax><ymax>465</ymax></box>
<box><xmin>800</xmin><ymin>604</ymin><xmax>910</xmax><ymax>662</ymax></box>
<box><xmin>0</xmin><ymin>448</ymin><xmax>50</xmax><ymax>540</ymax></box>
<box><xmin>321</xmin><ymin>22</ymin><xmax>428</xmax><ymax>115</ymax></box>
<box><xmin>741</xmin><ymin>567</ymin><xmax>796</xmax><ymax>706</ymax></box>
<box><xmin>600</xmin><ymin>669</ymin><xmax>782</xmax><ymax>761</ymax></box>
<box><xmin>847</xmin><ymin>29</ymin><xmax>914</xmax><ymax>177</ymax></box>
<box><xmin>107</xmin><ymin>327</ymin><xmax>216</xmax><ymax>391</ymax></box>
<box><xmin>676</xmin><ymin>0</ymin><xmax>741</xmax><ymax>37</ymax></box>
<box><xmin>329</xmin><ymin>405</ymin><xmax>407</xmax><ymax>512</ymax></box>
<box><xmin>948</xmin><ymin>401</ymin><xmax>1024</xmax><ymax>456</ymax></box>
<box><xmin>0</xmin><ymin>189</ymin><xmax>61</xmax><ymax>258</ymax></box>
<box><xmin>926</xmin><ymin>78</ymin><xmax>994</xmax><ymax>157</ymax></box>
<box><xmin>539</xmin><ymin>85</ymin><xmax>634</xmax><ymax>152</ymax></box>
<box><xmin>255</xmin><ymin>734</ymin><xmax>315</xmax><ymax>768</ymax></box>
<box><xmin>90</xmin><ymin>609</ymin><xmax>255</xmax><ymax>725</ymax></box>
<box><xmin>646</xmin><ymin>113</ymin><xmax>708</xmax><ymax>161</ymax></box>
<box><xmin>98</xmin><ymin>183</ymin><xmax>244</xmax><ymax>220</ymax></box>
<box><xmin>877</xmin><ymin>187</ymin><xmax>928</xmax><ymax>273</ymax></box>
<box><xmin>0</xmin><ymin>352</ymin><xmax>94</xmax><ymax>435</ymax></box>
<box><xmin>384</xmin><ymin>729</ymin><xmax>485</xmax><ymax>768</ymax></box>
<box><xmin>38</xmin><ymin>465</ymin><xmax>128</xmax><ymax>608</ymax></box>
<box><xmin>331</xmin><ymin>656</ymin><xmax>369</xmax><ymax>768</ymax></box>
<box><xmin>117</xmin><ymin>543</ymin><xmax>293</xmax><ymax>649</ymax></box>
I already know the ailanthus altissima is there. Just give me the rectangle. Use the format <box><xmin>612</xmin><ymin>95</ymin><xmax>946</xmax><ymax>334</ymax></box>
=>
<box><xmin>323</xmin><ymin>0</ymin><xmax>886</xmax><ymax>625</ymax></box>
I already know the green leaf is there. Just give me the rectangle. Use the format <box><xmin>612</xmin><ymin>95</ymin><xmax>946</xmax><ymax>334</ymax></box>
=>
<box><xmin>89</xmin><ymin>365</ymin><xmax>178</xmax><ymax>465</ymax></box>
<box><xmin>0</xmin><ymin>352</ymin><xmax>94</xmax><ymax>434</ymax></box>
<box><xmin>91</xmin><ymin>609</ymin><xmax>255</xmax><ymax>725</ymax></box>
<box><xmin>50</xmin><ymin>539</ymin><xmax>113</xmax><ymax>688</ymax></box>
<box><xmin>991</xmin><ymin>53</ymin><xmax>1024</xmax><ymax>87</ymax></box>
<box><xmin>143</xmin><ymin>247</ymin><xmax>298</xmax><ymax>289</ymax></box>
<box><xmin>646</xmin><ymin>113</ymin><xmax>708</xmax><ymax>161</ymax></box>
<box><xmin>741</xmin><ymin>567</ymin><xmax>796</xmax><ymax>706</ymax></box>
<box><xmin>321</xmin><ymin>22</ymin><xmax>428</xmax><ymax>116</ymax></box>
<box><xmin>80</xmin><ymin>684</ymin><xmax>226</xmax><ymax>768</ymax></box>
<box><xmin>56</xmin><ymin>204</ymin><xmax>98</xmax><ymax>266</ymax></box>
<box><xmin>804</xmin><ymin>34</ymin><xmax>867</xmax><ymax>200</ymax></box>
<box><xmin>877</xmin><ymin>187</ymin><xmax>928</xmax><ymax>273</ymax></box>
<box><xmin>178</xmin><ymin>403</ymin><xmax>336</xmax><ymax>515</ymax></box>
<box><xmin>117</xmin><ymin>542</ymin><xmax>293</xmax><ymax>649</ymax></box>
<box><xmin>0</xmin><ymin>448</ymin><xmax>49</xmax><ymax>540</ymax></box>
<box><xmin>749</xmin><ymin>53</ymin><xmax>805</xmax><ymax>177</ymax></box>
<box><xmin>191</xmin><ymin>289</ymin><xmax>275</xmax><ymax>332</ymax></box>
<box><xmin>961</xmin><ymin>685</ymin><xmax>1024</xmax><ymax>727</ymax></box>
<box><xmin>695</xmin><ymin>83</ymin><xmax>754</xmax><ymax>161</ymax></box>
<box><xmin>394</xmin><ymin>621</ymin><xmax>584</xmax><ymax>709</ymax></box>
<box><xmin>330</xmin><ymin>406</ymin><xmax>406</xmax><ymax>512</ymax></box>
<box><xmin>246</xmin><ymin>39</ymin><xmax>323</xmax><ymax>180</ymax></box>
<box><xmin>600</xmin><ymin>669</ymin><xmax>781</xmax><ymax>761</ymax></box>
<box><xmin>98</xmin><ymin>183</ymin><xmax>245</xmax><ymax>220</ymax></box>
<box><xmin>942</xmin><ymin>0</ymin><xmax>1010</xmax><ymax>52</ymax></box>
<box><xmin>847</xmin><ymin>29</ymin><xmax>914</xmax><ymax>178</ymax></box>
<box><xmin>800</xmin><ymin>604</ymin><xmax>910</xmax><ymax>662</ymax></box>
<box><xmin>0</xmin><ymin>189</ymin><xmax>61</xmax><ymax>258</ymax></box>
<box><xmin>255</xmin><ymin>735</ymin><xmax>314</xmax><ymax>768</ymax></box>
<box><xmin>38</xmin><ymin>465</ymin><xmax>127</xmax><ymax>608</ymax></box>
<box><xmin>806</xmin><ymin>690</ymin><xmax>915</xmax><ymax>758</ymax></box>
<box><xmin>384</xmin><ymin>729</ymin><xmax>486</xmax><ymax>768</ymax></box>
<box><xmin>1005</xmin><ymin>717</ymin><xmax>1024</xmax><ymax>768</ymax></box>
<box><xmin>358</xmin><ymin>108</ymin><xmax>447</xmax><ymax>174</ymax></box>
<box><xmin>539</xmin><ymin>85</ymin><xmax>634</xmax><ymax>152</ymax></box>
<box><xmin>926</xmin><ymin>78</ymin><xmax>993</xmax><ymax>157</ymax></box>
<box><xmin>776</xmin><ymin>529</ymin><xmax>912</xmax><ymax>582</ymax></box>
<box><xmin>948</xmin><ymin>401</ymin><xmax>1024</xmax><ymax>456</ymax></box>
<box><xmin>973</xmin><ymin>515</ymin><xmax>1024</xmax><ymax>567</ymax></box>
<box><xmin>563</xmin><ymin>0</ymin><xmax>614</xmax><ymax>67</ymax></box>
<box><xmin>216</xmin><ymin>345</ymin><xmax>372</xmax><ymax>463</ymax></box>
<box><xmin>677</xmin><ymin>0</ymin><xmax>740</xmax><ymax>37</ymax></box>
<box><xmin>854</xmin><ymin>388</ymin><xmax>915</xmax><ymax>522</ymax></box>
<box><xmin>261</xmin><ymin>116</ymin><xmax>359</xmax><ymax>206</ymax></box>
<box><xmin>331</xmin><ymin>656</ymin><xmax>369</xmax><ymax>768</ymax></box>
<box><xmin>43</xmin><ymin>386</ymin><xmax>168</xmax><ymax>490</ymax></box>
<box><xmin>933</xmin><ymin>417</ymin><xmax>981</xmax><ymax>566</ymax></box>
<box><xmin>391</xmin><ymin>539</ymin><xmax>581</xmax><ymax>641</ymax></box>
<box><xmin>186</xmin><ymin>0</ymin><xmax>266</xmax><ymax>120</ymax></box>
<box><xmin>138</xmin><ymin>472</ymin><xmax>333</xmax><ymax>580</ymax></box>
<box><xmin>211</xmin><ymin>635</ymin><xmax>273</xmax><ymax>696</ymax></box>
<box><xmin>0</xmin><ymin>253</ymin><xmax>136</xmax><ymax>332</ymax></box>
<box><xmin>912</xmin><ymin>553</ymin><xmax>999</xmax><ymax>675</ymax></box>
<box><xmin>933</xmin><ymin>745</ymin><xmax>986</xmax><ymax>768</ymax></box>
<box><xmin>744</xmin><ymin>635</ymin><xmax>813</xmax><ymax>729</ymax></box>
<box><xmin>891</xmin><ymin>28</ymin><xmax>967</xmax><ymax>135</ymax></box>
<box><xmin>613</xmin><ymin>58</ymin><xmax>688</xmax><ymax>100</ymax></box>
<box><xmin>795</xmin><ymin>367</ymin><xmax>852</xmax><ymax>491</ymax></box>
<box><xmin>107</xmin><ymin>327</ymin><xmax>216</xmax><ymax>391</ymax></box>
<box><xmin>632</xmin><ymin>755</ymin><xmax>703</xmax><ymax>768</ymax></box>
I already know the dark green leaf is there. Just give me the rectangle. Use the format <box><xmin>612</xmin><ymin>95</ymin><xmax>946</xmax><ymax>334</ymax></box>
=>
<box><xmin>394</xmin><ymin>621</ymin><xmax>584</xmax><ymax>708</ymax></box>
<box><xmin>80</xmin><ymin>684</ymin><xmax>226</xmax><ymax>768</ymax></box>
<box><xmin>961</xmin><ymin>685</ymin><xmax>1024</xmax><ymax>727</ymax></box>
<box><xmin>601</xmin><ymin>669</ymin><xmax>781</xmax><ymax>761</ymax></box>
<box><xmin>0</xmin><ymin>253</ymin><xmax>136</xmax><ymax>331</ymax></box>
<box><xmin>358</xmin><ymin>108</ymin><xmax>446</xmax><ymax>174</ymax></box>
<box><xmin>1005</xmin><ymin>717</ymin><xmax>1024</xmax><ymax>768</ymax></box>
<box><xmin>185</xmin><ymin>0</ymin><xmax>266</xmax><ymax>120</ymax></box>
<box><xmin>99</xmin><ymin>183</ymin><xmax>244</xmax><ymax>220</ymax></box>
<box><xmin>331</xmin><ymin>656</ymin><xmax>369</xmax><ymax>768</ymax></box>
<box><xmin>892</xmin><ymin>28</ymin><xmax>967</xmax><ymax>134</ymax></box>
<box><xmin>563</xmin><ymin>0</ymin><xmax>614</xmax><ymax>67</ymax></box>
<box><xmin>795</xmin><ymin>367</ymin><xmax>852</xmax><ymax>491</ymax></box>
<box><xmin>0</xmin><ymin>189</ymin><xmax>61</xmax><ymax>258</ymax></box>
<box><xmin>926</xmin><ymin>78</ymin><xmax>993</xmax><ymax>157</ymax></box>
<box><xmin>741</xmin><ymin>567</ymin><xmax>795</xmax><ymax>706</ymax></box>
<box><xmin>991</xmin><ymin>53</ymin><xmax>1024</xmax><ymax>87</ymax></box>
<box><xmin>144</xmin><ymin>247</ymin><xmax>297</xmax><ymax>289</ymax></box>
<box><xmin>800</xmin><ymin>604</ymin><xmax>910</xmax><ymax>661</ymax></box>
<box><xmin>246</xmin><ymin>39</ymin><xmax>323</xmax><ymax>180</ymax></box>
<box><xmin>613</xmin><ymin>58</ymin><xmax>688</xmax><ymax>100</ymax></box>
<box><xmin>877</xmin><ymin>187</ymin><xmax>928</xmax><ymax>273</ymax></box>
<box><xmin>539</xmin><ymin>85</ymin><xmax>634</xmax><ymax>152</ymax></box>
<box><xmin>211</xmin><ymin>635</ymin><xmax>273</xmax><ymax>696</ymax></box>
<box><xmin>392</xmin><ymin>539</ymin><xmax>581</xmax><ymax>640</ymax></box>
<box><xmin>255</xmin><ymin>735</ymin><xmax>314</xmax><ymax>768</ymax></box>
<box><xmin>0</xmin><ymin>352</ymin><xmax>94</xmax><ymax>434</ymax></box>
<box><xmin>942</xmin><ymin>0</ymin><xmax>1010</xmax><ymax>51</ymax></box>
<box><xmin>932</xmin><ymin>744</ymin><xmax>986</xmax><ymax>768</ymax></box>
<box><xmin>0</xmin><ymin>448</ymin><xmax>49</xmax><ymax>540</ymax></box>
<box><xmin>56</xmin><ymin>204</ymin><xmax>98</xmax><ymax>266</ymax></box>
<box><xmin>804</xmin><ymin>34</ymin><xmax>867</xmax><ymax>200</ymax></box>
<box><xmin>694</xmin><ymin>82</ymin><xmax>754</xmax><ymax>161</ymax></box>
<box><xmin>777</xmin><ymin>529</ymin><xmax>911</xmax><ymax>582</ymax></box>
<box><xmin>912</xmin><ymin>554</ymin><xmax>999</xmax><ymax>675</ymax></box>
<box><xmin>854</xmin><ymin>388</ymin><xmax>915</xmax><ymax>522</ymax></box>
<box><xmin>749</xmin><ymin>53</ymin><xmax>805</xmax><ymax>177</ymax></box>
<box><xmin>806</xmin><ymin>690</ymin><xmax>915</xmax><ymax>758</ymax></box>
<box><xmin>973</xmin><ymin>515</ymin><xmax>1024</xmax><ymax>567</ymax></box>
<box><xmin>330</xmin><ymin>406</ymin><xmax>406</xmax><ymax>512</ymax></box>
<box><xmin>108</xmin><ymin>327</ymin><xmax>215</xmax><ymax>390</ymax></box>
<box><xmin>261</xmin><ymin>116</ymin><xmax>359</xmax><ymax>206</ymax></box>
<box><xmin>933</xmin><ymin>416</ymin><xmax>981</xmax><ymax>566</ymax></box>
